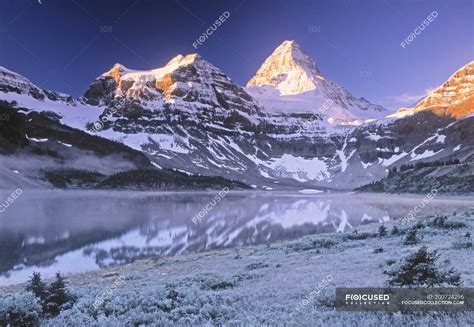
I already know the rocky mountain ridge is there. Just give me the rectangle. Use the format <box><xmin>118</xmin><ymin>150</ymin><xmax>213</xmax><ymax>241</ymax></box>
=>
<box><xmin>0</xmin><ymin>42</ymin><xmax>472</xmax><ymax>190</ymax></box>
<box><xmin>390</xmin><ymin>61</ymin><xmax>474</xmax><ymax>120</ymax></box>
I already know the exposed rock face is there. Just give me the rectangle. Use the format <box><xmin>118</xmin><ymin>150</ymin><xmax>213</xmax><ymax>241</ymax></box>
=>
<box><xmin>0</xmin><ymin>66</ymin><xmax>72</xmax><ymax>103</ymax></box>
<box><xmin>83</xmin><ymin>54</ymin><xmax>261</xmax><ymax>117</ymax></box>
<box><xmin>395</xmin><ymin>61</ymin><xmax>474</xmax><ymax>119</ymax></box>
<box><xmin>83</xmin><ymin>76</ymin><xmax>117</xmax><ymax>106</ymax></box>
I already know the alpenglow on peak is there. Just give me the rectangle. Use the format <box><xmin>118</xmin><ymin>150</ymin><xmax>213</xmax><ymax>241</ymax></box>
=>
<box><xmin>246</xmin><ymin>40</ymin><xmax>324</xmax><ymax>95</ymax></box>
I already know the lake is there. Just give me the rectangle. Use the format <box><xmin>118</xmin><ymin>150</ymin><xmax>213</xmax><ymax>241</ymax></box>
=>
<box><xmin>0</xmin><ymin>190</ymin><xmax>473</xmax><ymax>286</ymax></box>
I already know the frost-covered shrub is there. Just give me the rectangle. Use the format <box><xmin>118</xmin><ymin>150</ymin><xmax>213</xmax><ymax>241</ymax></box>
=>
<box><xmin>231</xmin><ymin>271</ymin><xmax>258</xmax><ymax>282</ymax></box>
<box><xmin>312</xmin><ymin>239</ymin><xmax>336</xmax><ymax>249</ymax></box>
<box><xmin>193</xmin><ymin>273</ymin><xmax>238</xmax><ymax>290</ymax></box>
<box><xmin>413</xmin><ymin>222</ymin><xmax>425</xmax><ymax>229</ymax></box>
<box><xmin>42</xmin><ymin>306</ymin><xmax>99</xmax><ymax>327</ymax></box>
<box><xmin>452</xmin><ymin>240</ymin><xmax>472</xmax><ymax>249</ymax></box>
<box><xmin>0</xmin><ymin>292</ymin><xmax>42</xmax><ymax>327</ymax></box>
<box><xmin>287</xmin><ymin>238</ymin><xmax>336</xmax><ymax>251</ymax></box>
<box><xmin>245</xmin><ymin>262</ymin><xmax>269</xmax><ymax>271</ymax></box>
<box><xmin>374</xmin><ymin>247</ymin><xmax>384</xmax><ymax>253</ymax></box>
<box><xmin>314</xmin><ymin>287</ymin><xmax>336</xmax><ymax>308</ymax></box>
<box><xmin>429</xmin><ymin>215</ymin><xmax>467</xmax><ymax>229</ymax></box>
<box><xmin>347</xmin><ymin>232</ymin><xmax>377</xmax><ymax>240</ymax></box>
<box><xmin>46</xmin><ymin>277</ymin><xmax>242</xmax><ymax>325</ymax></box>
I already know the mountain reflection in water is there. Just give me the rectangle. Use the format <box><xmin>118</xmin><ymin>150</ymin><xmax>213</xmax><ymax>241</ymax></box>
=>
<box><xmin>0</xmin><ymin>190</ymin><xmax>472</xmax><ymax>286</ymax></box>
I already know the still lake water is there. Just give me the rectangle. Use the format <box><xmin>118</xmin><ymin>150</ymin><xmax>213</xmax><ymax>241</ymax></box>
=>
<box><xmin>0</xmin><ymin>190</ymin><xmax>473</xmax><ymax>286</ymax></box>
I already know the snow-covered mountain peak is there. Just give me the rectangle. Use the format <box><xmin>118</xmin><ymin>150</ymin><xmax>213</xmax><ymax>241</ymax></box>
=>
<box><xmin>102</xmin><ymin>63</ymin><xmax>134</xmax><ymax>83</ymax></box>
<box><xmin>247</xmin><ymin>40</ymin><xmax>323</xmax><ymax>95</ymax></box>
<box><xmin>166</xmin><ymin>53</ymin><xmax>201</xmax><ymax>65</ymax></box>
<box><xmin>83</xmin><ymin>53</ymin><xmax>261</xmax><ymax>116</ymax></box>
<box><xmin>100</xmin><ymin>55</ymin><xmax>205</xmax><ymax>84</ymax></box>
<box><xmin>278</xmin><ymin>40</ymin><xmax>322</xmax><ymax>75</ymax></box>
<box><xmin>110</xmin><ymin>63</ymin><xmax>130</xmax><ymax>72</ymax></box>
<box><xmin>245</xmin><ymin>41</ymin><xmax>387</xmax><ymax>122</ymax></box>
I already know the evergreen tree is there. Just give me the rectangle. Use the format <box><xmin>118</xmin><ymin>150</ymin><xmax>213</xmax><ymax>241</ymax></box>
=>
<box><xmin>25</xmin><ymin>272</ymin><xmax>47</xmax><ymax>302</ymax></box>
<box><xmin>404</xmin><ymin>229</ymin><xmax>420</xmax><ymax>245</ymax></box>
<box><xmin>378</xmin><ymin>225</ymin><xmax>387</xmax><ymax>237</ymax></box>
<box><xmin>385</xmin><ymin>246</ymin><xmax>461</xmax><ymax>287</ymax></box>
<box><xmin>44</xmin><ymin>273</ymin><xmax>72</xmax><ymax>316</ymax></box>
<box><xmin>391</xmin><ymin>226</ymin><xmax>400</xmax><ymax>236</ymax></box>
<box><xmin>432</xmin><ymin>215</ymin><xmax>447</xmax><ymax>228</ymax></box>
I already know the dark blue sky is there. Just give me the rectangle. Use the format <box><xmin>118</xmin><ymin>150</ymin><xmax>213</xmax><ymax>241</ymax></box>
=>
<box><xmin>0</xmin><ymin>0</ymin><xmax>472</xmax><ymax>110</ymax></box>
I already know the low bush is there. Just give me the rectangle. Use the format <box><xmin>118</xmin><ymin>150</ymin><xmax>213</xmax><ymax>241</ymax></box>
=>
<box><xmin>429</xmin><ymin>216</ymin><xmax>467</xmax><ymax>229</ymax></box>
<box><xmin>245</xmin><ymin>262</ymin><xmax>270</xmax><ymax>271</ymax></box>
<box><xmin>347</xmin><ymin>232</ymin><xmax>377</xmax><ymax>240</ymax></box>
<box><xmin>288</xmin><ymin>239</ymin><xmax>336</xmax><ymax>251</ymax></box>
<box><xmin>0</xmin><ymin>292</ymin><xmax>42</xmax><ymax>327</ymax></box>
<box><xmin>373</xmin><ymin>247</ymin><xmax>384</xmax><ymax>253</ymax></box>
<box><xmin>452</xmin><ymin>241</ymin><xmax>472</xmax><ymax>249</ymax></box>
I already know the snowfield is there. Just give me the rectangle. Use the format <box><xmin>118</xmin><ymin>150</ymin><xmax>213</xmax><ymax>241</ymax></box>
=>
<box><xmin>1</xmin><ymin>210</ymin><xmax>473</xmax><ymax>326</ymax></box>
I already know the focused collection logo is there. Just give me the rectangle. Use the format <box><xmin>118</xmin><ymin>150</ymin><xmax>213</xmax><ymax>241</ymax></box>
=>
<box><xmin>345</xmin><ymin>293</ymin><xmax>390</xmax><ymax>306</ymax></box>
<box><xmin>336</xmin><ymin>288</ymin><xmax>472</xmax><ymax>311</ymax></box>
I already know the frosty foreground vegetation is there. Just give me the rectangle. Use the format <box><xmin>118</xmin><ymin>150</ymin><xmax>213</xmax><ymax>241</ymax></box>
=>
<box><xmin>1</xmin><ymin>212</ymin><xmax>473</xmax><ymax>326</ymax></box>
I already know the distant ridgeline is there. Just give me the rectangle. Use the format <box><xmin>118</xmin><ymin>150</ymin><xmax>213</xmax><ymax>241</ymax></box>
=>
<box><xmin>0</xmin><ymin>102</ymin><xmax>249</xmax><ymax>190</ymax></box>
<box><xmin>357</xmin><ymin>159</ymin><xmax>474</xmax><ymax>194</ymax></box>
